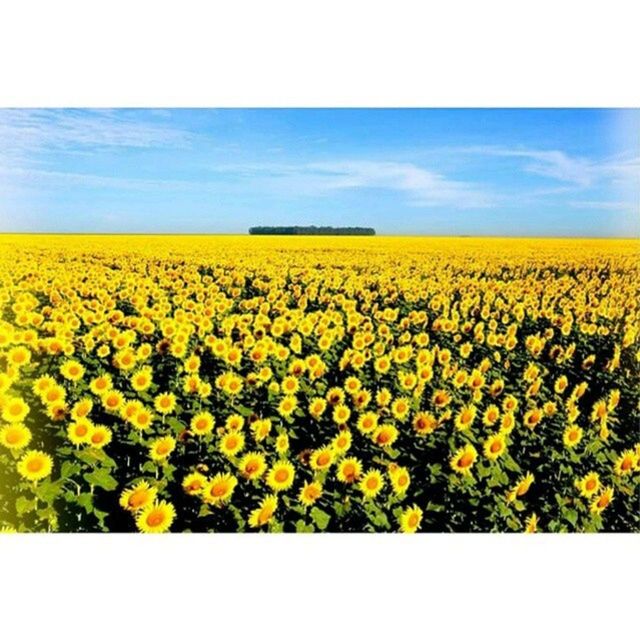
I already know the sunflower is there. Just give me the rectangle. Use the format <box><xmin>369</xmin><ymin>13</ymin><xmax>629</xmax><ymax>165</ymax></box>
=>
<box><xmin>563</xmin><ymin>424</ymin><xmax>583</xmax><ymax>449</ymax></box>
<box><xmin>203</xmin><ymin>472</ymin><xmax>238</xmax><ymax>506</ymax></box>
<box><xmin>17</xmin><ymin>450</ymin><xmax>53</xmax><ymax>482</ymax></box>
<box><xmin>524</xmin><ymin>513</ymin><xmax>539</xmax><ymax>533</ymax></box>
<box><xmin>102</xmin><ymin>389</ymin><xmax>125</xmax><ymax>413</ymax></box>
<box><xmin>131</xmin><ymin>367</ymin><xmax>153</xmax><ymax>392</ymax></box>
<box><xmin>132</xmin><ymin>406</ymin><xmax>154</xmax><ymax>431</ymax></box>
<box><xmin>331</xmin><ymin>429</ymin><xmax>352</xmax><ymax>454</ymax></box>
<box><xmin>1</xmin><ymin>397</ymin><xmax>30</xmax><ymax>423</ymax></box>
<box><xmin>590</xmin><ymin>487</ymin><xmax>614</xmax><ymax>514</ymax></box>
<box><xmin>67</xmin><ymin>418</ymin><xmax>93</xmax><ymax>445</ymax></box>
<box><xmin>359</xmin><ymin>469</ymin><xmax>384</xmax><ymax>499</ymax></box>
<box><xmin>239</xmin><ymin>452</ymin><xmax>268</xmax><ymax>480</ymax></box>
<box><xmin>372</xmin><ymin>424</ymin><xmax>399</xmax><ymax>448</ymax></box>
<box><xmin>399</xmin><ymin>505</ymin><xmax>423</xmax><ymax>533</ymax></box>
<box><xmin>332</xmin><ymin>404</ymin><xmax>351</xmax><ymax>426</ymax></box>
<box><xmin>89</xmin><ymin>425</ymin><xmax>112</xmax><ymax>449</ymax></box>
<box><xmin>266</xmin><ymin>460</ymin><xmax>295</xmax><ymax>492</ymax></box>
<box><xmin>136</xmin><ymin>501</ymin><xmax>176</xmax><ymax>533</ymax></box>
<box><xmin>310</xmin><ymin>447</ymin><xmax>334</xmax><ymax>471</ymax></box>
<box><xmin>248</xmin><ymin>495</ymin><xmax>278</xmax><ymax>528</ymax></box>
<box><xmin>154</xmin><ymin>392</ymin><xmax>177</xmax><ymax>415</ymax></box>
<box><xmin>613</xmin><ymin>450</ymin><xmax>637</xmax><ymax>476</ymax></box>
<box><xmin>336</xmin><ymin>457</ymin><xmax>362</xmax><ymax>483</ymax></box>
<box><xmin>450</xmin><ymin>444</ymin><xmax>478</xmax><ymax>475</ymax></box>
<box><xmin>356</xmin><ymin>411</ymin><xmax>378</xmax><ymax>434</ymax></box>
<box><xmin>309</xmin><ymin>397</ymin><xmax>327</xmax><ymax>419</ymax></box>
<box><xmin>89</xmin><ymin>374</ymin><xmax>112</xmax><ymax>396</ymax></box>
<box><xmin>483</xmin><ymin>433</ymin><xmax>507</xmax><ymax>460</ymax></box>
<box><xmin>182</xmin><ymin>472</ymin><xmax>207</xmax><ymax>496</ymax></box>
<box><xmin>0</xmin><ymin>423</ymin><xmax>32</xmax><ymax>450</ymax></box>
<box><xmin>454</xmin><ymin>405</ymin><xmax>476</xmax><ymax>431</ymax></box>
<box><xmin>119</xmin><ymin>480</ymin><xmax>158</xmax><ymax>512</ymax></box>
<box><xmin>278</xmin><ymin>395</ymin><xmax>297</xmax><ymax>418</ymax></box>
<box><xmin>275</xmin><ymin>433</ymin><xmax>290</xmax><ymax>454</ymax></box>
<box><xmin>412</xmin><ymin>411</ymin><xmax>438</xmax><ymax>436</ymax></box>
<box><xmin>149</xmin><ymin>436</ymin><xmax>176</xmax><ymax>462</ymax></box>
<box><xmin>523</xmin><ymin>408</ymin><xmax>543</xmax><ymax>430</ymax></box>
<box><xmin>190</xmin><ymin>411</ymin><xmax>214</xmax><ymax>437</ymax></box>
<box><xmin>390</xmin><ymin>397</ymin><xmax>410</xmax><ymax>422</ymax></box>
<box><xmin>225</xmin><ymin>414</ymin><xmax>245</xmax><ymax>431</ymax></box>
<box><xmin>482</xmin><ymin>404</ymin><xmax>500</xmax><ymax>427</ymax></box>
<box><xmin>389</xmin><ymin>465</ymin><xmax>411</xmax><ymax>495</ymax></box>
<box><xmin>219</xmin><ymin>431</ymin><xmax>245</xmax><ymax>457</ymax></box>
<box><xmin>506</xmin><ymin>472</ymin><xmax>535</xmax><ymax>502</ymax></box>
<box><xmin>575</xmin><ymin>472</ymin><xmax>600</xmax><ymax>498</ymax></box>
<box><xmin>298</xmin><ymin>481</ymin><xmax>323</xmax><ymax>507</ymax></box>
<box><xmin>250</xmin><ymin>418</ymin><xmax>272</xmax><ymax>442</ymax></box>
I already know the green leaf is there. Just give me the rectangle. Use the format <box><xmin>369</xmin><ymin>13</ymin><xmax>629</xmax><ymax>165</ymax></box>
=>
<box><xmin>296</xmin><ymin>520</ymin><xmax>315</xmax><ymax>533</ymax></box>
<box><xmin>76</xmin><ymin>492</ymin><xmax>94</xmax><ymax>513</ymax></box>
<box><xmin>16</xmin><ymin>496</ymin><xmax>37</xmax><ymax>516</ymax></box>
<box><xmin>61</xmin><ymin>460</ymin><xmax>82</xmax><ymax>479</ymax></box>
<box><xmin>565</xmin><ymin>509</ymin><xmax>578</xmax><ymax>527</ymax></box>
<box><xmin>34</xmin><ymin>479</ymin><xmax>63</xmax><ymax>503</ymax></box>
<box><xmin>310</xmin><ymin>506</ymin><xmax>331</xmax><ymax>531</ymax></box>
<box><xmin>84</xmin><ymin>468</ymin><xmax>118</xmax><ymax>491</ymax></box>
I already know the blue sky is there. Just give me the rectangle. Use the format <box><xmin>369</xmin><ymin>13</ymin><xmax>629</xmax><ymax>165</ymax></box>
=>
<box><xmin>0</xmin><ymin>108</ymin><xmax>638</xmax><ymax>236</ymax></box>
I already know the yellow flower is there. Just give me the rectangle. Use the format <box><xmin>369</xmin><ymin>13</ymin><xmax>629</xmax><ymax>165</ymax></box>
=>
<box><xmin>399</xmin><ymin>505</ymin><xmax>423</xmax><ymax>533</ymax></box>
<box><xmin>2</xmin><ymin>397</ymin><xmax>30</xmax><ymax>423</ymax></box>
<box><xmin>248</xmin><ymin>495</ymin><xmax>278</xmax><ymax>528</ymax></box>
<box><xmin>203</xmin><ymin>472</ymin><xmax>238</xmax><ymax>506</ymax></box>
<box><xmin>0</xmin><ymin>423</ymin><xmax>32</xmax><ymax>450</ymax></box>
<box><xmin>310</xmin><ymin>447</ymin><xmax>334</xmax><ymax>471</ymax></box>
<box><xmin>60</xmin><ymin>359</ymin><xmax>85</xmax><ymax>381</ymax></box>
<box><xmin>336</xmin><ymin>457</ymin><xmax>362</xmax><ymax>483</ymax></box>
<box><xmin>359</xmin><ymin>469</ymin><xmax>384</xmax><ymax>499</ymax></box>
<box><xmin>239</xmin><ymin>452</ymin><xmax>267</xmax><ymax>480</ymax></box>
<box><xmin>149</xmin><ymin>436</ymin><xmax>176</xmax><ymax>461</ymax></box>
<box><xmin>450</xmin><ymin>444</ymin><xmax>478</xmax><ymax>475</ymax></box>
<box><xmin>154</xmin><ymin>392</ymin><xmax>177</xmax><ymax>415</ymax></box>
<box><xmin>506</xmin><ymin>472</ymin><xmax>534</xmax><ymax>502</ymax></box>
<box><xmin>89</xmin><ymin>425</ymin><xmax>112</xmax><ymax>449</ymax></box>
<box><xmin>190</xmin><ymin>411</ymin><xmax>215</xmax><ymax>436</ymax></box>
<box><xmin>524</xmin><ymin>513</ymin><xmax>539</xmax><ymax>533</ymax></box>
<box><xmin>389</xmin><ymin>465</ymin><xmax>411</xmax><ymax>495</ymax></box>
<box><xmin>590</xmin><ymin>487</ymin><xmax>614</xmax><ymax>514</ymax></box>
<box><xmin>220</xmin><ymin>431</ymin><xmax>245</xmax><ymax>457</ymax></box>
<box><xmin>266</xmin><ymin>460</ymin><xmax>295</xmax><ymax>492</ymax></box>
<box><xmin>17</xmin><ymin>450</ymin><xmax>53</xmax><ymax>482</ymax></box>
<box><xmin>120</xmin><ymin>480</ymin><xmax>157</xmax><ymax>512</ymax></box>
<box><xmin>182</xmin><ymin>472</ymin><xmax>208</xmax><ymax>496</ymax></box>
<box><xmin>575</xmin><ymin>472</ymin><xmax>600</xmax><ymax>498</ymax></box>
<box><xmin>372</xmin><ymin>424</ymin><xmax>398</xmax><ymax>448</ymax></box>
<box><xmin>136</xmin><ymin>501</ymin><xmax>176</xmax><ymax>533</ymax></box>
<box><xmin>483</xmin><ymin>433</ymin><xmax>507</xmax><ymax>460</ymax></box>
<box><xmin>454</xmin><ymin>405</ymin><xmax>476</xmax><ymax>431</ymax></box>
<box><xmin>613</xmin><ymin>450</ymin><xmax>637</xmax><ymax>476</ymax></box>
<box><xmin>563</xmin><ymin>424</ymin><xmax>583</xmax><ymax>448</ymax></box>
<box><xmin>298</xmin><ymin>481</ymin><xmax>323</xmax><ymax>507</ymax></box>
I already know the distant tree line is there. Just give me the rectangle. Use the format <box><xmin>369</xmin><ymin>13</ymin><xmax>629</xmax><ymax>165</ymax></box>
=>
<box><xmin>249</xmin><ymin>226</ymin><xmax>376</xmax><ymax>236</ymax></box>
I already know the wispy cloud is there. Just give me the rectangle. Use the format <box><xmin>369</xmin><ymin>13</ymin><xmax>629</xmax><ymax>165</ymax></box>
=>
<box><xmin>458</xmin><ymin>145</ymin><xmax>639</xmax><ymax>188</ymax></box>
<box><xmin>570</xmin><ymin>200</ymin><xmax>638</xmax><ymax>212</ymax></box>
<box><xmin>211</xmin><ymin>160</ymin><xmax>495</xmax><ymax>209</ymax></box>
<box><xmin>0</xmin><ymin>109</ymin><xmax>192</xmax><ymax>157</ymax></box>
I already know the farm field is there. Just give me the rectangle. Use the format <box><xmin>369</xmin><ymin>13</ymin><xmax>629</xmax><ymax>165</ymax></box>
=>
<box><xmin>0</xmin><ymin>234</ymin><xmax>638</xmax><ymax>533</ymax></box>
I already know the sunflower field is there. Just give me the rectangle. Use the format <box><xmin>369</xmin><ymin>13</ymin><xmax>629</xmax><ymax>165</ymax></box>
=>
<box><xmin>0</xmin><ymin>235</ymin><xmax>638</xmax><ymax>533</ymax></box>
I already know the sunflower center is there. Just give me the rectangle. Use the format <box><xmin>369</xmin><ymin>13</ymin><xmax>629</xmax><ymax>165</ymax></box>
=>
<box><xmin>366</xmin><ymin>477</ymin><xmax>378</xmax><ymax>490</ymax></box>
<box><xmin>459</xmin><ymin>453</ymin><xmax>474</xmax><ymax>468</ymax></box>
<box><xmin>490</xmin><ymin>441</ymin><xmax>502</xmax><ymax>453</ymax></box>
<box><xmin>408</xmin><ymin>513</ymin><xmax>419</xmax><ymax>528</ymax></box>
<box><xmin>585</xmin><ymin>479</ymin><xmax>596</xmax><ymax>490</ymax></box>
<box><xmin>27</xmin><ymin>458</ymin><xmax>43</xmax><ymax>472</ymax></box>
<box><xmin>275</xmin><ymin>469</ymin><xmax>289</xmax><ymax>483</ymax></box>
<box><xmin>6</xmin><ymin>430</ymin><xmax>21</xmax><ymax>444</ymax></box>
<box><xmin>147</xmin><ymin>511</ymin><xmax>165</xmax><ymax>527</ymax></box>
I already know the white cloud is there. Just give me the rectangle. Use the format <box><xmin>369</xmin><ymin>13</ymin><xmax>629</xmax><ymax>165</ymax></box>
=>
<box><xmin>458</xmin><ymin>145</ymin><xmax>639</xmax><ymax>189</ymax></box>
<box><xmin>211</xmin><ymin>159</ymin><xmax>495</xmax><ymax>209</ymax></box>
<box><xmin>0</xmin><ymin>109</ymin><xmax>192</xmax><ymax>157</ymax></box>
<box><xmin>570</xmin><ymin>200</ymin><xmax>638</xmax><ymax>212</ymax></box>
